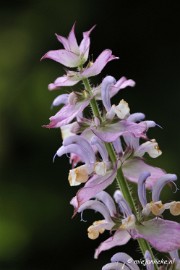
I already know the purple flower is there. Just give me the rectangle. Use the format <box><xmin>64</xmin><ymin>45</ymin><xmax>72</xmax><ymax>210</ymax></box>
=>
<box><xmin>122</xmin><ymin>158</ymin><xmax>165</xmax><ymax>189</ymax></box>
<box><xmin>77</xmin><ymin>191</ymin><xmax>117</xmax><ymax>239</ymax></box>
<box><xmin>47</xmin><ymin>50</ymin><xmax>118</xmax><ymax>90</ymax></box>
<box><xmin>43</xmin><ymin>92</ymin><xmax>91</xmax><ymax>128</ymax></box>
<box><xmin>93</xmin><ymin>75</ymin><xmax>136</xmax><ymax>100</ymax></box>
<box><xmin>91</xmin><ymin>120</ymin><xmax>147</xmax><ymax>142</ymax></box>
<box><xmin>41</xmin><ymin>23</ymin><xmax>95</xmax><ymax>68</ymax></box>
<box><xmin>94</xmin><ymin>190</ymin><xmax>180</xmax><ymax>258</ymax></box>
<box><xmin>138</xmin><ymin>172</ymin><xmax>179</xmax><ymax>216</ymax></box>
<box><xmin>71</xmin><ymin>166</ymin><xmax>117</xmax><ymax>210</ymax></box>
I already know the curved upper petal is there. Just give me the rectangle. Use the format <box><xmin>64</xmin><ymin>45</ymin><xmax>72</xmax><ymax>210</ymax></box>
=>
<box><xmin>95</xmin><ymin>191</ymin><xmax>117</xmax><ymax>217</ymax></box>
<box><xmin>78</xmin><ymin>200</ymin><xmax>113</xmax><ymax>223</ymax></box>
<box><xmin>110</xmin><ymin>76</ymin><xmax>136</xmax><ymax>97</ymax></box>
<box><xmin>101</xmin><ymin>76</ymin><xmax>116</xmax><ymax>111</ymax></box>
<box><xmin>52</xmin><ymin>93</ymin><xmax>69</xmax><ymax>107</ymax></box>
<box><xmin>138</xmin><ymin>172</ymin><xmax>151</xmax><ymax>207</ymax></box>
<box><xmin>152</xmin><ymin>174</ymin><xmax>177</xmax><ymax>202</ymax></box>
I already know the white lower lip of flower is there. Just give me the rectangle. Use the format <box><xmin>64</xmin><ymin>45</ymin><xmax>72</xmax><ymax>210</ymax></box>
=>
<box><xmin>120</xmin><ymin>214</ymin><xmax>136</xmax><ymax>230</ymax></box>
<box><xmin>113</xmin><ymin>99</ymin><xmax>130</xmax><ymax>119</ymax></box>
<box><xmin>134</xmin><ymin>139</ymin><xmax>162</xmax><ymax>158</ymax></box>
<box><xmin>148</xmin><ymin>139</ymin><xmax>162</xmax><ymax>158</ymax></box>
<box><xmin>68</xmin><ymin>165</ymin><xmax>89</xmax><ymax>186</ymax></box>
<box><xmin>61</xmin><ymin>123</ymin><xmax>76</xmax><ymax>140</ymax></box>
<box><xmin>94</xmin><ymin>162</ymin><xmax>107</xmax><ymax>176</ymax></box>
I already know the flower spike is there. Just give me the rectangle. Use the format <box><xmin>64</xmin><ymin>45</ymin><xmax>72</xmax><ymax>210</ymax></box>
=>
<box><xmin>42</xmin><ymin>23</ymin><xmax>180</xmax><ymax>270</ymax></box>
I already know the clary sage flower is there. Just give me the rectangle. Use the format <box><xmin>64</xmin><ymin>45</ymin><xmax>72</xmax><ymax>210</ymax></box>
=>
<box><xmin>42</xmin><ymin>23</ymin><xmax>180</xmax><ymax>270</ymax></box>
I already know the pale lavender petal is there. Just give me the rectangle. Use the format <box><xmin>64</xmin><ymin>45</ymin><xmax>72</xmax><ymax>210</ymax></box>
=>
<box><xmin>63</xmin><ymin>135</ymin><xmax>95</xmax><ymax>165</ymax></box>
<box><xmin>41</xmin><ymin>49</ymin><xmax>81</xmax><ymax>67</ymax></box>
<box><xmin>138</xmin><ymin>172</ymin><xmax>151</xmax><ymax>207</ymax></box>
<box><xmin>94</xmin><ymin>230</ymin><xmax>131</xmax><ymax>259</ymax></box>
<box><xmin>91</xmin><ymin>136</ymin><xmax>109</xmax><ymax>162</ymax></box>
<box><xmin>127</xmin><ymin>113</ymin><xmax>145</xmax><ymax>123</ymax></box>
<box><xmin>55</xmin><ymin>33</ymin><xmax>70</xmax><ymax>51</ymax></box>
<box><xmin>134</xmin><ymin>218</ymin><xmax>180</xmax><ymax>252</ymax></box>
<box><xmin>111</xmin><ymin>253</ymin><xmax>140</xmax><ymax>270</ymax></box>
<box><xmin>113</xmin><ymin>138</ymin><xmax>123</xmax><ymax>154</ymax></box>
<box><xmin>48</xmin><ymin>75</ymin><xmax>80</xmax><ymax>90</ymax></box>
<box><xmin>152</xmin><ymin>174</ymin><xmax>177</xmax><ymax>202</ymax></box>
<box><xmin>43</xmin><ymin>99</ymin><xmax>90</xmax><ymax>128</ymax></box>
<box><xmin>118</xmin><ymin>79</ymin><xmax>136</xmax><ymax>89</ymax></box>
<box><xmin>114</xmin><ymin>190</ymin><xmax>132</xmax><ymax>217</ymax></box>
<box><xmin>123</xmin><ymin>135</ymin><xmax>140</xmax><ymax>150</ymax></box>
<box><xmin>169</xmin><ymin>250</ymin><xmax>179</xmax><ymax>261</ymax></box>
<box><xmin>102</xmin><ymin>262</ymin><xmax>130</xmax><ymax>270</ymax></box>
<box><xmin>91</xmin><ymin>121</ymin><xmax>147</xmax><ymax>143</ymax></box>
<box><xmin>75</xmin><ymin>167</ymin><xmax>117</xmax><ymax>208</ymax></box>
<box><xmin>143</xmin><ymin>120</ymin><xmax>156</xmax><ymax>129</ymax></box>
<box><xmin>79</xmin><ymin>25</ymin><xmax>96</xmax><ymax>61</ymax></box>
<box><xmin>95</xmin><ymin>191</ymin><xmax>117</xmax><ymax>217</ymax></box>
<box><xmin>82</xmin><ymin>49</ymin><xmax>118</xmax><ymax>78</ymax></box>
<box><xmin>78</xmin><ymin>200</ymin><xmax>113</xmax><ymax>222</ymax></box>
<box><xmin>52</xmin><ymin>93</ymin><xmax>69</xmax><ymax>107</ymax></box>
<box><xmin>101</xmin><ymin>76</ymin><xmax>116</xmax><ymax>111</ymax></box>
<box><xmin>56</xmin><ymin>144</ymin><xmax>91</xmax><ymax>168</ymax></box>
<box><xmin>122</xmin><ymin>158</ymin><xmax>166</xmax><ymax>189</ymax></box>
<box><xmin>67</xmin><ymin>23</ymin><xmax>79</xmax><ymax>54</ymax></box>
<box><xmin>144</xmin><ymin>251</ymin><xmax>154</xmax><ymax>270</ymax></box>
<box><xmin>110</xmin><ymin>76</ymin><xmax>136</xmax><ymax>97</ymax></box>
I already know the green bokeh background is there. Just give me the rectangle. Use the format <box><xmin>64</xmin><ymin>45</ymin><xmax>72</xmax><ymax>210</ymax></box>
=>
<box><xmin>0</xmin><ymin>1</ymin><xmax>180</xmax><ymax>269</ymax></box>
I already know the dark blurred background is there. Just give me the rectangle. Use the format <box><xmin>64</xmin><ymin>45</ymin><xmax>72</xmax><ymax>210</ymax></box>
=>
<box><xmin>0</xmin><ymin>1</ymin><xmax>180</xmax><ymax>269</ymax></box>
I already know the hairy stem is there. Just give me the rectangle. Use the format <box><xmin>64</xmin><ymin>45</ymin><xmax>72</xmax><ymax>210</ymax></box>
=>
<box><xmin>83</xmin><ymin>78</ymin><xmax>158</xmax><ymax>269</ymax></box>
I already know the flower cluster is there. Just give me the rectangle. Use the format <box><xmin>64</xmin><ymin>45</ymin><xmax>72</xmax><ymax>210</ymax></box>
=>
<box><xmin>42</xmin><ymin>24</ymin><xmax>180</xmax><ymax>270</ymax></box>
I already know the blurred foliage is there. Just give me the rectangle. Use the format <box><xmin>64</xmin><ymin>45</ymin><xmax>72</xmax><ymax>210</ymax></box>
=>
<box><xmin>0</xmin><ymin>0</ymin><xmax>180</xmax><ymax>269</ymax></box>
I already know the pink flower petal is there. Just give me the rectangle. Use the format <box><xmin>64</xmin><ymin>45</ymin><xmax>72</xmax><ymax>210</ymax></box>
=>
<box><xmin>41</xmin><ymin>49</ymin><xmax>81</xmax><ymax>68</ymax></box>
<box><xmin>94</xmin><ymin>230</ymin><xmax>131</xmax><ymax>258</ymax></box>
<box><xmin>67</xmin><ymin>22</ymin><xmax>79</xmax><ymax>54</ymax></box>
<box><xmin>91</xmin><ymin>121</ymin><xmax>147</xmax><ymax>143</ymax></box>
<box><xmin>82</xmin><ymin>49</ymin><xmax>118</xmax><ymax>78</ymax></box>
<box><xmin>43</xmin><ymin>99</ymin><xmax>90</xmax><ymax>128</ymax></box>
<box><xmin>48</xmin><ymin>74</ymin><xmax>80</xmax><ymax>90</ymax></box>
<box><xmin>133</xmin><ymin>218</ymin><xmax>180</xmax><ymax>252</ymax></box>
<box><xmin>79</xmin><ymin>25</ymin><xmax>96</xmax><ymax>61</ymax></box>
<box><xmin>55</xmin><ymin>33</ymin><xmax>70</xmax><ymax>51</ymax></box>
<box><xmin>122</xmin><ymin>158</ymin><xmax>166</xmax><ymax>189</ymax></box>
<box><xmin>110</xmin><ymin>77</ymin><xmax>136</xmax><ymax>97</ymax></box>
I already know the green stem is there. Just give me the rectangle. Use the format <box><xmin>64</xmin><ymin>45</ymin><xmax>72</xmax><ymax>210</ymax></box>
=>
<box><xmin>82</xmin><ymin>78</ymin><xmax>158</xmax><ymax>270</ymax></box>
